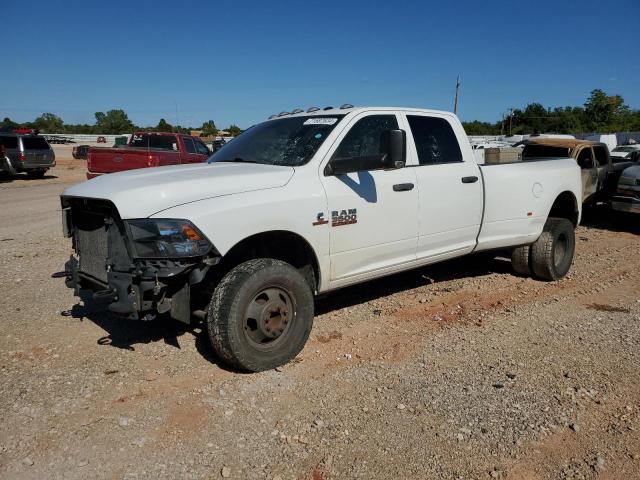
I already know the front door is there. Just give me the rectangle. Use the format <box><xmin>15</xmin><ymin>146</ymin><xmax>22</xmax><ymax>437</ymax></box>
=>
<box><xmin>576</xmin><ymin>146</ymin><xmax>597</xmax><ymax>202</ymax></box>
<box><xmin>321</xmin><ymin>113</ymin><xmax>419</xmax><ymax>284</ymax></box>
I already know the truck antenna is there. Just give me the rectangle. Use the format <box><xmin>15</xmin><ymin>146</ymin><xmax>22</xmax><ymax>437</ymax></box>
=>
<box><xmin>453</xmin><ymin>76</ymin><xmax>460</xmax><ymax>115</ymax></box>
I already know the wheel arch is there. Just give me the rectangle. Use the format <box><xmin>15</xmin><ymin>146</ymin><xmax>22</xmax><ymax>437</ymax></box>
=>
<box><xmin>548</xmin><ymin>190</ymin><xmax>580</xmax><ymax>227</ymax></box>
<box><xmin>218</xmin><ymin>230</ymin><xmax>321</xmax><ymax>292</ymax></box>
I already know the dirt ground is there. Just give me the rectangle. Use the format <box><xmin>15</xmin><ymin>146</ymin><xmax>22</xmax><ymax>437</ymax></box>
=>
<box><xmin>1</xmin><ymin>166</ymin><xmax>639</xmax><ymax>480</ymax></box>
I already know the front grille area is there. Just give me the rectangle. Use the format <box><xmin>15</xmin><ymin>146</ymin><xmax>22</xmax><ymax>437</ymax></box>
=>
<box><xmin>65</xmin><ymin>198</ymin><xmax>127</xmax><ymax>285</ymax></box>
<box><xmin>75</xmin><ymin>211</ymin><xmax>109</xmax><ymax>283</ymax></box>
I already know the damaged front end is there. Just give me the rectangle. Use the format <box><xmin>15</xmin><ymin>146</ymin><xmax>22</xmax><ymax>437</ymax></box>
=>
<box><xmin>57</xmin><ymin>197</ymin><xmax>220</xmax><ymax>323</ymax></box>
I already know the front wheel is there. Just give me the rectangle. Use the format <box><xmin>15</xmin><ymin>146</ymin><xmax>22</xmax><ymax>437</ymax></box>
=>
<box><xmin>530</xmin><ymin>217</ymin><xmax>575</xmax><ymax>281</ymax></box>
<box><xmin>207</xmin><ymin>258</ymin><xmax>314</xmax><ymax>372</ymax></box>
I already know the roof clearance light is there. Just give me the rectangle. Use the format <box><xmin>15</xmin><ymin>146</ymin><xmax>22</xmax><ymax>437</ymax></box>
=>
<box><xmin>307</xmin><ymin>107</ymin><xmax>320</xmax><ymax>112</ymax></box>
<box><xmin>291</xmin><ymin>108</ymin><xmax>304</xmax><ymax>114</ymax></box>
<box><xmin>340</xmin><ymin>104</ymin><xmax>354</xmax><ymax>109</ymax></box>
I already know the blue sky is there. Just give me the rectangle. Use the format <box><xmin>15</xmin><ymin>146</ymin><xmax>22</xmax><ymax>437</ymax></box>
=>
<box><xmin>2</xmin><ymin>0</ymin><xmax>638</xmax><ymax>129</ymax></box>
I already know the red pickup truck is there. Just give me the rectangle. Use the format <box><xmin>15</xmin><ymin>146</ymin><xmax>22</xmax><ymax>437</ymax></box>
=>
<box><xmin>86</xmin><ymin>132</ymin><xmax>211</xmax><ymax>179</ymax></box>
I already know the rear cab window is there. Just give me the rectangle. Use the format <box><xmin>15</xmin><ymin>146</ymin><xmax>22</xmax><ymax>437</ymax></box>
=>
<box><xmin>21</xmin><ymin>137</ymin><xmax>51</xmax><ymax>150</ymax></box>
<box><xmin>522</xmin><ymin>144</ymin><xmax>570</xmax><ymax>159</ymax></box>
<box><xmin>130</xmin><ymin>134</ymin><xmax>178</xmax><ymax>151</ymax></box>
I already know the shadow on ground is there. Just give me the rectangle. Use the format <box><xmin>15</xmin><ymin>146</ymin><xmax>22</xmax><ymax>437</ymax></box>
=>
<box><xmin>315</xmin><ymin>251</ymin><xmax>512</xmax><ymax>315</ymax></box>
<box><xmin>58</xmin><ymin>253</ymin><xmax>509</xmax><ymax>367</ymax></box>
<box><xmin>581</xmin><ymin>205</ymin><xmax>640</xmax><ymax>235</ymax></box>
<box><xmin>0</xmin><ymin>173</ymin><xmax>58</xmax><ymax>184</ymax></box>
<box><xmin>61</xmin><ymin>291</ymin><xmax>235</xmax><ymax>371</ymax></box>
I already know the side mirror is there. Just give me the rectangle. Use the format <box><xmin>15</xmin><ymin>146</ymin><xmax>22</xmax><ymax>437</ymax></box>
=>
<box><xmin>325</xmin><ymin>129</ymin><xmax>406</xmax><ymax>175</ymax></box>
<box><xmin>382</xmin><ymin>129</ymin><xmax>406</xmax><ymax>169</ymax></box>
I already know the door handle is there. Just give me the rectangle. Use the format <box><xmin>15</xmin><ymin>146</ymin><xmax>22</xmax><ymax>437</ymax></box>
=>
<box><xmin>461</xmin><ymin>176</ymin><xmax>478</xmax><ymax>183</ymax></box>
<box><xmin>393</xmin><ymin>183</ymin><xmax>414</xmax><ymax>192</ymax></box>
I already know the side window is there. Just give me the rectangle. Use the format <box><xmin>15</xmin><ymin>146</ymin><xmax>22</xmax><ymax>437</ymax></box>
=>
<box><xmin>593</xmin><ymin>146</ymin><xmax>609</xmax><ymax>167</ymax></box>
<box><xmin>183</xmin><ymin>137</ymin><xmax>196</xmax><ymax>154</ymax></box>
<box><xmin>194</xmin><ymin>140</ymin><xmax>210</xmax><ymax>155</ymax></box>
<box><xmin>332</xmin><ymin>115</ymin><xmax>398</xmax><ymax>161</ymax></box>
<box><xmin>576</xmin><ymin>148</ymin><xmax>593</xmax><ymax>169</ymax></box>
<box><xmin>407</xmin><ymin>115</ymin><xmax>462</xmax><ymax>165</ymax></box>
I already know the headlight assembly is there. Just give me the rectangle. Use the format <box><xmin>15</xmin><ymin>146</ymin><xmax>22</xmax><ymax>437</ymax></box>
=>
<box><xmin>126</xmin><ymin>219</ymin><xmax>211</xmax><ymax>258</ymax></box>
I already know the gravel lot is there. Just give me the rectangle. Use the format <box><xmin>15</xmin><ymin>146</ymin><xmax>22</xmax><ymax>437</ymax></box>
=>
<box><xmin>1</xmin><ymin>166</ymin><xmax>639</xmax><ymax>480</ymax></box>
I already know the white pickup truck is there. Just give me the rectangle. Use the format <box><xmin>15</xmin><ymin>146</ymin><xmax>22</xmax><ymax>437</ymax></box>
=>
<box><xmin>58</xmin><ymin>107</ymin><xmax>582</xmax><ymax>371</ymax></box>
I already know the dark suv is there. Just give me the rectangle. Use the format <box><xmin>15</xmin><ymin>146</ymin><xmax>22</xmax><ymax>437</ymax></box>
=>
<box><xmin>0</xmin><ymin>133</ymin><xmax>56</xmax><ymax>178</ymax></box>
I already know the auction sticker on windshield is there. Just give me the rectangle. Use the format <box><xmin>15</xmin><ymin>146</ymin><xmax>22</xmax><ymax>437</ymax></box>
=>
<box><xmin>303</xmin><ymin>118</ymin><xmax>338</xmax><ymax>126</ymax></box>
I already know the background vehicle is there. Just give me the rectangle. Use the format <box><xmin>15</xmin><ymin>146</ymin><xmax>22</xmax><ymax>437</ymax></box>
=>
<box><xmin>86</xmin><ymin>132</ymin><xmax>211</xmax><ymax>179</ymax></box>
<box><xmin>610</xmin><ymin>144</ymin><xmax>640</xmax><ymax>163</ymax></box>
<box><xmin>211</xmin><ymin>138</ymin><xmax>227</xmax><ymax>152</ymax></box>
<box><xmin>519</xmin><ymin>138</ymin><xmax>632</xmax><ymax>203</ymax></box>
<box><xmin>59</xmin><ymin>107</ymin><xmax>581</xmax><ymax>372</ymax></box>
<box><xmin>611</xmin><ymin>150</ymin><xmax>640</xmax><ymax>214</ymax></box>
<box><xmin>72</xmin><ymin>145</ymin><xmax>91</xmax><ymax>160</ymax></box>
<box><xmin>0</xmin><ymin>133</ymin><xmax>56</xmax><ymax>178</ymax></box>
<box><xmin>96</xmin><ymin>136</ymin><xmax>107</xmax><ymax>143</ymax></box>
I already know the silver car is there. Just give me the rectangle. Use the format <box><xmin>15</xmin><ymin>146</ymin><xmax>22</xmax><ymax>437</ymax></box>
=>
<box><xmin>0</xmin><ymin>133</ymin><xmax>56</xmax><ymax>178</ymax></box>
<box><xmin>611</xmin><ymin>151</ymin><xmax>640</xmax><ymax>214</ymax></box>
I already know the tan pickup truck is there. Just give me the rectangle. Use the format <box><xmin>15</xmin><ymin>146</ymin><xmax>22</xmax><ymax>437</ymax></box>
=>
<box><xmin>519</xmin><ymin>138</ymin><xmax>633</xmax><ymax>203</ymax></box>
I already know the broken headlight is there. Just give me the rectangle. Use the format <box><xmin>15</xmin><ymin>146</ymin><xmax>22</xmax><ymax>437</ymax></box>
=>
<box><xmin>126</xmin><ymin>219</ymin><xmax>211</xmax><ymax>258</ymax></box>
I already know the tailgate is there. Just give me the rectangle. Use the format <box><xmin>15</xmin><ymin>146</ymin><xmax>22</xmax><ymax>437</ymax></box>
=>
<box><xmin>88</xmin><ymin>148</ymin><xmax>182</xmax><ymax>173</ymax></box>
<box><xmin>88</xmin><ymin>148</ymin><xmax>152</xmax><ymax>174</ymax></box>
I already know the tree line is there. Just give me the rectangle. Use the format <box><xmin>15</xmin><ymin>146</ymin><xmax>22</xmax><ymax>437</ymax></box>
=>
<box><xmin>462</xmin><ymin>89</ymin><xmax>640</xmax><ymax>136</ymax></box>
<box><xmin>2</xmin><ymin>89</ymin><xmax>638</xmax><ymax>138</ymax></box>
<box><xmin>0</xmin><ymin>110</ymin><xmax>242</xmax><ymax>137</ymax></box>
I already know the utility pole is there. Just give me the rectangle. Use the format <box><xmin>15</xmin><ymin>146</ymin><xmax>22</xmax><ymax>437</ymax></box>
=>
<box><xmin>453</xmin><ymin>76</ymin><xmax>460</xmax><ymax>115</ymax></box>
<box><xmin>509</xmin><ymin>108</ymin><xmax>513</xmax><ymax>135</ymax></box>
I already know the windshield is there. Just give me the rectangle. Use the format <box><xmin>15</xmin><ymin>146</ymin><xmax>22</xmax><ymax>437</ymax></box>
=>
<box><xmin>208</xmin><ymin>115</ymin><xmax>345</xmax><ymax>166</ymax></box>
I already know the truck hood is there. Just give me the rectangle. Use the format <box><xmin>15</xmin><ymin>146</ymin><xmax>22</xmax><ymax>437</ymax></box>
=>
<box><xmin>62</xmin><ymin>162</ymin><xmax>295</xmax><ymax>218</ymax></box>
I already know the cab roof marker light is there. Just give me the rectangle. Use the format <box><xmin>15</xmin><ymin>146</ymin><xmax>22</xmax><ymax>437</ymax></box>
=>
<box><xmin>277</xmin><ymin>111</ymin><xmax>290</xmax><ymax>117</ymax></box>
<box><xmin>268</xmin><ymin>114</ymin><xmax>277</xmax><ymax>119</ymax></box>
<box><xmin>340</xmin><ymin>104</ymin><xmax>354</xmax><ymax>109</ymax></box>
<box><xmin>323</xmin><ymin>106</ymin><xmax>333</xmax><ymax>110</ymax></box>
<box><xmin>291</xmin><ymin>108</ymin><xmax>304</xmax><ymax>114</ymax></box>
<box><xmin>307</xmin><ymin>107</ymin><xmax>320</xmax><ymax>112</ymax></box>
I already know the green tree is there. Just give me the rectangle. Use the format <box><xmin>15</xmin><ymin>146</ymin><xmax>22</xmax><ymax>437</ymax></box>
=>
<box><xmin>155</xmin><ymin>118</ymin><xmax>173</xmax><ymax>132</ymax></box>
<box><xmin>33</xmin><ymin>112</ymin><xmax>64</xmax><ymax>133</ymax></box>
<box><xmin>226</xmin><ymin>124</ymin><xmax>242</xmax><ymax>136</ymax></box>
<box><xmin>0</xmin><ymin>117</ymin><xmax>19</xmax><ymax>130</ymax></box>
<box><xmin>201</xmin><ymin>120</ymin><xmax>218</xmax><ymax>137</ymax></box>
<box><xmin>584</xmin><ymin>89</ymin><xmax>625</xmax><ymax>131</ymax></box>
<box><xmin>94</xmin><ymin>109</ymin><xmax>134</xmax><ymax>134</ymax></box>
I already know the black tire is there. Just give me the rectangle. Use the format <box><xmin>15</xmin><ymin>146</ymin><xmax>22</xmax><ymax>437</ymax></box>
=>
<box><xmin>511</xmin><ymin>245</ymin><xmax>531</xmax><ymax>277</ymax></box>
<box><xmin>530</xmin><ymin>217</ymin><xmax>575</xmax><ymax>281</ymax></box>
<box><xmin>207</xmin><ymin>258</ymin><xmax>314</xmax><ymax>372</ymax></box>
<box><xmin>27</xmin><ymin>169</ymin><xmax>46</xmax><ymax>179</ymax></box>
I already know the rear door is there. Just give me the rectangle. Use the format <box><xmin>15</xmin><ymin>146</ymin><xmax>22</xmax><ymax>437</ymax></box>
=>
<box><xmin>403</xmin><ymin>113</ymin><xmax>483</xmax><ymax>260</ymax></box>
<box><xmin>320</xmin><ymin>112</ymin><xmax>419</xmax><ymax>283</ymax></box>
